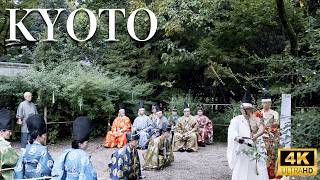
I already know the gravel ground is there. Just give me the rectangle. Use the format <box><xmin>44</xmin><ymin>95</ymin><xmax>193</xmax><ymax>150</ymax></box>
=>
<box><xmin>13</xmin><ymin>138</ymin><xmax>232</xmax><ymax>180</ymax></box>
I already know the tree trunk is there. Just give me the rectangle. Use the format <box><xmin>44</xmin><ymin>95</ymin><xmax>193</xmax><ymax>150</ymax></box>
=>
<box><xmin>275</xmin><ymin>0</ymin><xmax>298</xmax><ymax>56</ymax></box>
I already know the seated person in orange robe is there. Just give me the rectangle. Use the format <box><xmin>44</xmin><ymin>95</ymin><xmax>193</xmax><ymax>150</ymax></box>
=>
<box><xmin>103</xmin><ymin>107</ymin><xmax>131</xmax><ymax>148</ymax></box>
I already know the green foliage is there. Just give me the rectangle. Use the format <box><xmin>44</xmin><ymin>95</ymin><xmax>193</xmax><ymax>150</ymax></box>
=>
<box><xmin>292</xmin><ymin>109</ymin><xmax>320</xmax><ymax>147</ymax></box>
<box><xmin>211</xmin><ymin>101</ymin><xmax>239</xmax><ymax>142</ymax></box>
<box><xmin>0</xmin><ymin>62</ymin><xmax>152</xmax><ymax>142</ymax></box>
<box><xmin>167</xmin><ymin>94</ymin><xmax>198</xmax><ymax>115</ymax></box>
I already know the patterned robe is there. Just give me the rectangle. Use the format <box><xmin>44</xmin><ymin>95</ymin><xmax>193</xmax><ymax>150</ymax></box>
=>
<box><xmin>256</xmin><ymin>109</ymin><xmax>280</xmax><ymax>179</ymax></box>
<box><xmin>150</xmin><ymin>116</ymin><xmax>168</xmax><ymax>139</ymax></box>
<box><xmin>172</xmin><ymin>116</ymin><xmax>199</xmax><ymax>152</ymax></box>
<box><xmin>104</xmin><ymin>115</ymin><xmax>132</xmax><ymax>148</ymax></box>
<box><xmin>108</xmin><ymin>144</ymin><xmax>142</xmax><ymax>180</ymax></box>
<box><xmin>132</xmin><ymin>115</ymin><xmax>153</xmax><ymax>149</ymax></box>
<box><xmin>149</xmin><ymin>114</ymin><xmax>157</xmax><ymax>122</ymax></box>
<box><xmin>14</xmin><ymin>142</ymin><xmax>54</xmax><ymax>179</ymax></box>
<box><xmin>227</xmin><ymin>115</ymin><xmax>268</xmax><ymax>180</ymax></box>
<box><xmin>195</xmin><ymin>115</ymin><xmax>213</xmax><ymax>144</ymax></box>
<box><xmin>168</xmin><ymin>115</ymin><xmax>179</xmax><ymax>126</ymax></box>
<box><xmin>143</xmin><ymin>135</ymin><xmax>174</xmax><ymax>170</ymax></box>
<box><xmin>0</xmin><ymin>137</ymin><xmax>19</xmax><ymax>180</ymax></box>
<box><xmin>51</xmin><ymin>148</ymin><xmax>97</xmax><ymax>180</ymax></box>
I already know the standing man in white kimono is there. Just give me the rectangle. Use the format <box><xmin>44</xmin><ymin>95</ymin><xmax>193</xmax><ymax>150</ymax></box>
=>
<box><xmin>227</xmin><ymin>91</ymin><xmax>268</xmax><ymax>180</ymax></box>
<box><xmin>16</xmin><ymin>92</ymin><xmax>38</xmax><ymax>149</ymax></box>
<box><xmin>132</xmin><ymin>101</ymin><xmax>153</xmax><ymax>149</ymax></box>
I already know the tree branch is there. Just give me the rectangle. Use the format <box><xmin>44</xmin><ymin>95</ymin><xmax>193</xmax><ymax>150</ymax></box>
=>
<box><xmin>275</xmin><ymin>0</ymin><xmax>298</xmax><ymax>56</ymax></box>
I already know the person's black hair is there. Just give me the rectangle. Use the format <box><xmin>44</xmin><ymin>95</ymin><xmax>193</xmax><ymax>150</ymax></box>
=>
<box><xmin>71</xmin><ymin>139</ymin><xmax>87</xmax><ymax>149</ymax></box>
<box><xmin>29</xmin><ymin>130</ymin><xmax>46</xmax><ymax>144</ymax></box>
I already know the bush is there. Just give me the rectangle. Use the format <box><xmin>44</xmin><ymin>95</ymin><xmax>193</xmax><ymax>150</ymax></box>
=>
<box><xmin>0</xmin><ymin>62</ymin><xmax>152</xmax><ymax>143</ymax></box>
<box><xmin>292</xmin><ymin>109</ymin><xmax>320</xmax><ymax>148</ymax></box>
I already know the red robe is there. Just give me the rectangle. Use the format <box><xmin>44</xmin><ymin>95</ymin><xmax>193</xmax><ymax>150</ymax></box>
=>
<box><xmin>103</xmin><ymin>115</ymin><xmax>131</xmax><ymax>148</ymax></box>
<box><xmin>255</xmin><ymin>110</ymin><xmax>281</xmax><ymax>179</ymax></box>
<box><xmin>195</xmin><ymin>115</ymin><xmax>213</xmax><ymax>144</ymax></box>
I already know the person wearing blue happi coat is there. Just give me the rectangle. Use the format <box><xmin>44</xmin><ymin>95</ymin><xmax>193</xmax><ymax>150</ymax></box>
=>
<box><xmin>51</xmin><ymin>116</ymin><xmax>97</xmax><ymax>180</ymax></box>
<box><xmin>14</xmin><ymin>114</ymin><xmax>54</xmax><ymax>179</ymax></box>
<box><xmin>108</xmin><ymin>132</ymin><xmax>142</xmax><ymax>180</ymax></box>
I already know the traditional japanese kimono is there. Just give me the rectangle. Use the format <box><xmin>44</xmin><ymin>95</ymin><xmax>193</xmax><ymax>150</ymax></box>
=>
<box><xmin>150</xmin><ymin>116</ymin><xmax>168</xmax><ymax>139</ymax></box>
<box><xmin>132</xmin><ymin>115</ymin><xmax>152</xmax><ymax>149</ymax></box>
<box><xmin>104</xmin><ymin>115</ymin><xmax>132</xmax><ymax>148</ymax></box>
<box><xmin>108</xmin><ymin>144</ymin><xmax>142</xmax><ymax>180</ymax></box>
<box><xmin>14</xmin><ymin>142</ymin><xmax>54</xmax><ymax>179</ymax></box>
<box><xmin>168</xmin><ymin>115</ymin><xmax>179</xmax><ymax>140</ymax></box>
<box><xmin>51</xmin><ymin>148</ymin><xmax>97</xmax><ymax>180</ymax></box>
<box><xmin>149</xmin><ymin>113</ymin><xmax>157</xmax><ymax>122</ymax></box>
<box><xmin>0</xmin><ymin>137</ymin><xmax>19</xmax><ymax>180</ymax></box>
<box><xmin>195</xmin><ymin>115</ymin><xmax>213</xmax><ymax>144</ymax></box>
<box><xmin>172</xmin><ymin>116</ymin><xmax>199</xmax><ymax>152</ymax></box>
<box><xmin>257</xmin><ymin>109</ymin><xmax>280</xmax><ymax>179</ymax></box>
<box><xmin>227</xmin><ymin>115</ymin><xmax>268</xmax><ymax>180</ymax></box>
<box><xmin>168</xmin><ymin>115</ymin><xmax>179</xmax><ymax>128</ymax></box>
<box><xmin>143</xmin><ymin>134</ymin><xmax>174</xmax><ymax>170</ymax></box>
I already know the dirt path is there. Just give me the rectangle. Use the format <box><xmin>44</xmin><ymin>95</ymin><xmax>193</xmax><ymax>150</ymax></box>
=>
<box><xmin>13</xmin><ymin>138</ymin><xmax>232</xmax><ymax>180</ymax></box>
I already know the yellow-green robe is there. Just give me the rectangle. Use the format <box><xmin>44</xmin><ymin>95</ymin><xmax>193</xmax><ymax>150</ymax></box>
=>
<box><xmin>0</xmin><ymin>137</ymin><xmax>19</xmax><ymax>180</ymax></box>
<box><xmin>143</xmin><ymin>135</ymin><xmax>174</xmax><ymax>170</ymax></box>
<box><xmin>173</xmin><ymin>116</ymin><xmax>199</xmax><ymax>151</ymax></box>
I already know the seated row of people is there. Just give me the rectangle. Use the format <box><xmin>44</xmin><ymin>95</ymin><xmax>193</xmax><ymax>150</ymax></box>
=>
<box><xmin>104</xmin><ymin>102</ymin><xmax>214</xmax><ymax>176</ymax></box>
<box><xmin>103</xmin><ymin>102</ymin><xmax>214</xmax><ymax>151</ymax></box>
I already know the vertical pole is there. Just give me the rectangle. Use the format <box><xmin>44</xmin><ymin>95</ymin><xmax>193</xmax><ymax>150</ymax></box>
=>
<box><xmin>280</xmin><ymin>94</ymin><xmax>291</xmax><ymax>148</ymax></box>
<box><xmin>44</xmin><ymin>105</ymin><xmax>48</xmax><ymax>144</ymax></box>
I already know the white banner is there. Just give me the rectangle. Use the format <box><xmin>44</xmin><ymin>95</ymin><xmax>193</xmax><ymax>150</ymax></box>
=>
<box><xmin>280</xmin><ymin>94</ymin><xmax>291</xmax><ymax>148</ymax></box>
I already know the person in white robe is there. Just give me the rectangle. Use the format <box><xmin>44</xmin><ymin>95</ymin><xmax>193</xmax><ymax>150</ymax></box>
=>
<box><xmin>227</xmin><ymin>91</ymin><xmax>268</xmax><ymax>180</ymax></box>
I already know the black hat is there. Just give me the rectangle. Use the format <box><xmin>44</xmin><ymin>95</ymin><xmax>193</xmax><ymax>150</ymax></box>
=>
<box><xmin>197</xmin><ymin>104</ymin><xmax>203</xmax><ymax>111</ymax></box>
<box><xmin>138</xmin><ymin>100</ymin><xmax>145</xmax><ymax>110</ymax></box>
<box><xmin>0</xmin><ymin>96</ymin><xmax>11</xmax><ymax>109</ymax></box>
<box><xmin>261</xmin><ymin>81</ymin><xmax>272</xmax><ymax>102</ymax></box>
<box><xmin>73</xmin><ymin>116</ymin><xmax>91</xmax><ymax>142</ymax></box>
<box><xmin>118</xmin><ymin>103</ymin><xmax>125</xmax><ymax>111</ymax></box>
<box><xmin>262</xmin><ymin>92</ymin><xmax>271</xmax><ymax>103</ymax></box>
<box><xmin>160</xmin><ymin>126</ymin><xmax>172</xmax><ymax>135</ymax></box>
<box><xmin>183</xmin><ymin>102</ymin><xmax>190</xmax><ymax>111</ymax></box>
<box><xmin>27</xmin><ymin>114</ymin><xmax>47</xmax><ymax>136</ymax></box>
<box><xmin>131</xmin><ymin>131</ymin><xmax>140</xmax><ymax>141</ymax></box>
<box><xmin>241</xmin><ymin>91</ymin><xmax>253</xmax><ymax>108</ymax></box>
<box><xmin>0</xmin><ymin>108</ymin><xmax>11</xmax><ymax>130</ymax></box>
<box><xmin>156</xmin><ymin>105</ymin><xmax>162</xmax><ymax>112</ymax></box>
<box><xmin>171</xmin><ymin>106</ymin><xmax>177</xmax><ymax>112</ymax></box>
<box><xmin>151</xmin><ymin>104</ymin><xmax>157</xmax><ymax>111</ymax></box>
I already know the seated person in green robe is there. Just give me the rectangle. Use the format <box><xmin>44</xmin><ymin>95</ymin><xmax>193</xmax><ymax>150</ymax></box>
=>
<box><xmin>143</xmin><ymin>126</ymin><xmax>174</xmax><ymax>170</ymax></box>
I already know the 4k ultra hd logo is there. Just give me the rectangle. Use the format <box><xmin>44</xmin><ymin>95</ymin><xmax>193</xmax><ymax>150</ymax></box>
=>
<box><xmin>278</xmin><ymin>148</ymin><xmax>317</xmax><ymax>176</ymax></box>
